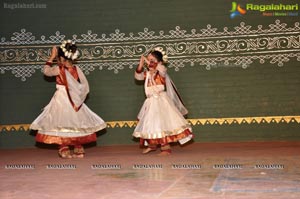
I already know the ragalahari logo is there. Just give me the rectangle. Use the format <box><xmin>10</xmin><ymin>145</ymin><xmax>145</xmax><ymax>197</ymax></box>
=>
<box><xmin>230</xmin><ymin>2</ymin><xmax>246</xmax><ymax>18</ymax></box>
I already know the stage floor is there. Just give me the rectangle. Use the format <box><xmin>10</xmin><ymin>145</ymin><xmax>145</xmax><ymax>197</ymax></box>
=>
<box><xmin>1</xmin><ymin>141</ymin><xmax>300</xmax><ymax>199</ymax></box>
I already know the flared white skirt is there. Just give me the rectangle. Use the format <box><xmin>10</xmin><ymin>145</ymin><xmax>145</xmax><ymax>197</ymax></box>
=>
<box><xmin>30</xmin><ymin>85</ymin><xmax>106</xmax><ymax>137</ymax></box>
<box><xmin>133</xmin><ymin>91</ymin><xmax>192</xmax><ymax>143</ymax></box>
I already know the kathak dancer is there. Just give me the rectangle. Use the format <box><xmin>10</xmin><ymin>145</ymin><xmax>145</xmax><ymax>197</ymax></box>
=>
<box><xmin>30</xmin><ymin>40</ymin><xmax>106</xmax><ymax>158</ymax></box>
<box><xmin>133</xmin><ymin>47</ymin><xmax>193</xmax><ymax>155</ymax></box>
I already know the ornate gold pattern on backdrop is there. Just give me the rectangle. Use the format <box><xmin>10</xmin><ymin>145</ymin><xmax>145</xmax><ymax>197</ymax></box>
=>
<box><xmin>0</xmin><ymin>20</ymin><xmax>300</xmax><ymax>81</ymax></box>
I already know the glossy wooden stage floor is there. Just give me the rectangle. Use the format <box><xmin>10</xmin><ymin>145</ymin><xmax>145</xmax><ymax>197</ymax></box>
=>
<box><xmin>1</xmin><ymin>141</ymin><xmax>300</xmax><ymax>199</ymax></box>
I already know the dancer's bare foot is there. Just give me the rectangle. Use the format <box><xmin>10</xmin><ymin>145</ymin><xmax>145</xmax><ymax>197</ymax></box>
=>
<box><xmin>58</xmin><ymin>146</ymin><xmax>72</xmax><ymax>159</ymax></box>
<box><xmin>73</xmin><ymin>145</ymin><xmax>85</xmax><ymax>158</ymax></box>
<box><xmin>142</xmin><ymin>147</ymin><xmax>157</xmax><ymax>154</ymax></box>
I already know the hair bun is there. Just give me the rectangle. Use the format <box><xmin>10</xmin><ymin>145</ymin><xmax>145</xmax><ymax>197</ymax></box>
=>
<box><xmin>59</xmin><ymin>40</ymin><xmax>79</xmax><ymax>60</ymax></box>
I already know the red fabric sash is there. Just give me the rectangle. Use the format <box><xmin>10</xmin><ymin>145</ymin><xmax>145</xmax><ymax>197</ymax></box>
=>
<box><xmin>56</xmin><ymin>65</ymin><xmax>82</xmax><ymax>112</ymax></box>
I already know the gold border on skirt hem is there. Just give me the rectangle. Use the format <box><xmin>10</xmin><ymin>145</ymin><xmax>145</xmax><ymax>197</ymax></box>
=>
<box><xmin>133</xmin><ymin>125</ymin><xmax>192</xmax><ymax>139</ymax></box>
<box><xmin>29</xmin><ymin>123</ymin><xmax>107</xmax><ymax>134</ymax></box>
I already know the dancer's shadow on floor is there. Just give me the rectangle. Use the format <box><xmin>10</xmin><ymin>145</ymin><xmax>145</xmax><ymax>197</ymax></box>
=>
<box><xmin>132</xmin><ymin>136</ymin><xmax>195</xmax><ymax>149</ymax></box>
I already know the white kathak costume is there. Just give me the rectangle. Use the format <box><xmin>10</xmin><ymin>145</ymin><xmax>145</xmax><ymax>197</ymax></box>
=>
<box><xmin>133</xmin><ymin>64</ymin><xmax>193</xmax><ymax>146</ymax></box>
<box><xmin>30</xmin><ymin>64</ymin><xmax>106</xmax><ymax>145</ymax></box>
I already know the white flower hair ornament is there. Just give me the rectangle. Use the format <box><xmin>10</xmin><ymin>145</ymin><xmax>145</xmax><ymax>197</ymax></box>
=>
<box><xmin>153</xmin><ymin>47</ymin><xmax>168</xmax><ymax>63</ymax></box>
<box><xmin>60</xmin><ymin>40</ymin><xmax>79</xmax><ymax>60</ymax></box>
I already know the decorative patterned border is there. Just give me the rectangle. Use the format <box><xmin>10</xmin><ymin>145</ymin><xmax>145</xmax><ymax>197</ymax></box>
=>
<box><xmin>1</xmin><ymin>20</ymin><xmax>300</xmax><ymax>81</ymax></box>
<box><xmin>1</xmin><ymin>20</ymin><xmax>299</xmax><ymax>44</ymax></box>
<box><xmin>1</xmin><ymin>116</ymin><xmax>299</xmax><ymax>132</ymax></box>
